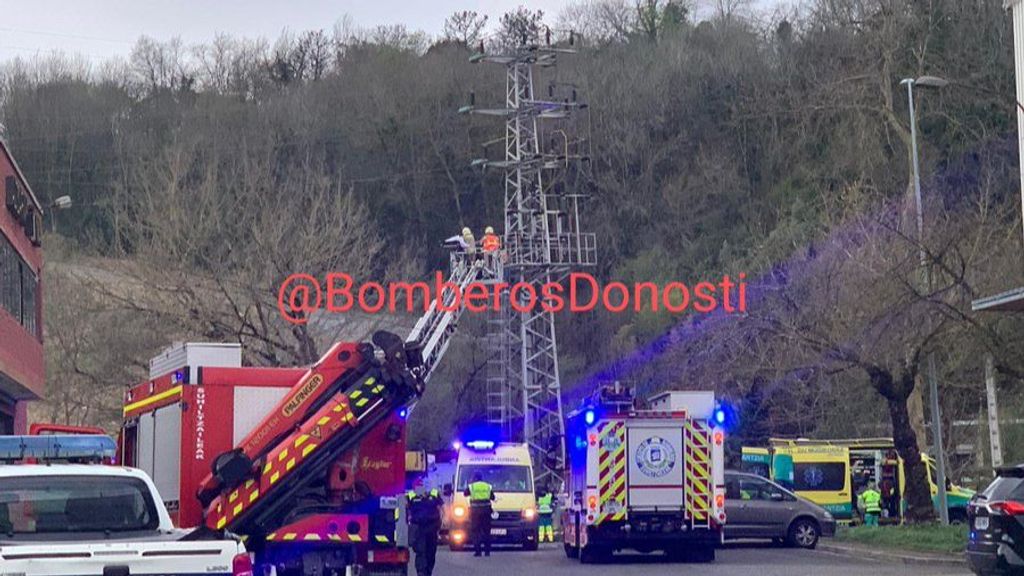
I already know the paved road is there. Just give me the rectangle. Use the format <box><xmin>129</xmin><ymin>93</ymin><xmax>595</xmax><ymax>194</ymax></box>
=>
<box><xmin>431</xmin><ymin>542</ymin><xmax>971</xmax><ymax>576</ymax></box>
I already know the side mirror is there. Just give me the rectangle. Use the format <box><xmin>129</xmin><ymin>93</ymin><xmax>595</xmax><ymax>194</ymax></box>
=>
<box><xmin>443</xmin><ymin>483</ymin><xmax>453</xmax><ymax>497</ymax></box>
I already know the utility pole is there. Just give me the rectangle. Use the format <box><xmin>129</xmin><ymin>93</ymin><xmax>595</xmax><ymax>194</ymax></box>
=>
<box><xmin>985</xmin><ymin>354</ymin><xmax>1004</xmax><ymax>468</ymax></box>
<box><xmin>463</xmin><ymin>34</ymin><xmax>596</xmax><ymax>488</ymax></box>
<box><xmin>902</xmin><ymin>76</ymin><xmax>950</xmax><ymax>524</ymax></box>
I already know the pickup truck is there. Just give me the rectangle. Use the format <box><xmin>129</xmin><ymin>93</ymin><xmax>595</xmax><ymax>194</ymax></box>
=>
<box><xmin>0</xmin><ymin>464</ymin><xmax>250</xmax><ymax>576</ymax></box>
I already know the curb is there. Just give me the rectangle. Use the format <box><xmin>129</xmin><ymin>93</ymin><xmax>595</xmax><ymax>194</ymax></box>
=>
<box><xmin>818</xmin><ymin>542</ymin><xmax>966</xmax><ymax>567</ymax></box>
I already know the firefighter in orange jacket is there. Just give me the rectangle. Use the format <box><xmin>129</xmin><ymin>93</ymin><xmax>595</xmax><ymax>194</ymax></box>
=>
<box><xmin>482</xmin><ymin>227</ymin><xmax>500</xmax><ymax>253</ymax></box>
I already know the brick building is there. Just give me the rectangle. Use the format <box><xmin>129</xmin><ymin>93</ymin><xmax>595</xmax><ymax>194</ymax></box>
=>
<box><xmin>0</xmin><ymin>138</ymin><xmax>43</xmax><ymax>434</ymax></box>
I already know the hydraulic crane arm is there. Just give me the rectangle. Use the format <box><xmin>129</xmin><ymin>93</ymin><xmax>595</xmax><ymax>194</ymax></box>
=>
<box><xmin>200</xmin><ymin>249</ymin><xmax>498</xmax><ymax>534</ymax></box>
<box><xmin>404</xmin><ymin>253</ymin><xmax>487</xmax><ymax>384</ymax></box>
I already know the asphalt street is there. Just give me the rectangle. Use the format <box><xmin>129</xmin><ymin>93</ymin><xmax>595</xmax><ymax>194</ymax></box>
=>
<box><xmin>430</xmin><ymin>542</ymin><xmax>971</xmax><ymax>576</ymax></box>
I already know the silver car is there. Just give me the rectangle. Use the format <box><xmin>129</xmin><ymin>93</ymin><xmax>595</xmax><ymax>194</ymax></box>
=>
<box><xmin>724</xmin><ymin>470</ymin><xmax>837</xmax><ymax>549</ymax></box>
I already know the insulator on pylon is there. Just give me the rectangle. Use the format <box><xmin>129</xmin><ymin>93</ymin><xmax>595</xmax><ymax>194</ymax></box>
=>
<box><xmin>470</xmin><ymin>91</ymin><xmax>475</xmax><ymax>106</ymax></box>
<box><xmin>479</xmin><ymin>40</ymin><xmax>484</xmax><ymax>54</ymax></box>
<box><xmin>546</xmin><ymin>28</ymin><xmax>551</xmax><ymax>46</ymax></box>
<box><xmin>570</xmin><ymin>31</ymin><xmax>575</xmax><ymax>46</ymax></box>
<box><xmin>572</xmin><ymin>89</ymin><xmax>577</xmax><ymax>102</ymax></box>
<box><xmin>548</xmin><ymin>84</ymin><xmax>554</xmax><ymax>98</ymax></box>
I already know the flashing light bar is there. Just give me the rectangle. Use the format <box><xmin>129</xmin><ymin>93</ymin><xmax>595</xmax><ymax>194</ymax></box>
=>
<box><xmin>584</xmin><ymin>409</ymin><xmax>596</xmax><ymax>426</ymax></box>
<box><xmin>0</xmin><ymin>434</ymin><xmax>116</xmax><ymax>462</ymax></box>
<box><xmin>464</xmin><ymin>440</ymin><xmax>495</xmax><ymax>451</ymax></box>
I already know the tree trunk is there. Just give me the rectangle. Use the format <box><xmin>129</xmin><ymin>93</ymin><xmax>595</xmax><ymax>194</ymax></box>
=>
<box><xmin>887</xmin><ymin>395</ymin><xmax>935</xmax><ymax>523</ymax></box>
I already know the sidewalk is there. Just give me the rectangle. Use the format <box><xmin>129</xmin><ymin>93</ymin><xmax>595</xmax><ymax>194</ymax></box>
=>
<box><xmin>818</xmin><ymin>540</ymin><xmax>966</xmax><ymax>567</ymax></box>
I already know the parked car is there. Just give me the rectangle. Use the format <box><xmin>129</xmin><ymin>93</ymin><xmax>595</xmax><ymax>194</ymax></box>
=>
<box><xmin>967</xmin><ymin>464</ymin><xmax>1024</xmax><ymax>576</ymax></box>
<box><xmin>724</xmin><ymin>470</ymin><xmax>836</xmax><ymax>549</ymax></box>
<box><xmin>0</xmin><ymin>435</ymin><xmax>248</xmax><ymax>576</ymax></box>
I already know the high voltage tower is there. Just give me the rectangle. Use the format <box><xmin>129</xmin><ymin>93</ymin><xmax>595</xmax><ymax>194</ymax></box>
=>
<box><xmin>460</xmin><ymin>34</ymin><xmax>597</xmax><ymax>488</ymax></box>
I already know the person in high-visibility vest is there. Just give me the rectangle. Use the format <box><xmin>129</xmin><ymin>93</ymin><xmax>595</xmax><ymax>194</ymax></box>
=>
<box><xmin>407</xmin><ymin>487</ymin><xmax>444</xmax><ymax>576</ymax></box>
<box><xmin>858</xmin><ymin>480</ymin><xmax>883</xmax><ymax>527</ymax></box>
<box><xmin>464</xmin><ymin>472</ymin><xmax>495</xmax><ymax>557</ymax></box>
<box><xmin>537</xmin><ymin>490</ymin><xmax>555</xmax><ymax>543</ymax></box>
<box><xmin>482</xmin><ymin>227</ymin><xmax>500</xmax><ymax>253</ymax></box>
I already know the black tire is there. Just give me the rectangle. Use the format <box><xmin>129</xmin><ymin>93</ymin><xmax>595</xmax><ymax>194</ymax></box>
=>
<box><xmin>787</xmin><ymin>518</ymin><xmax>820</xmax><ymax>549</ymax></box>
<box><xmin>949</xmin><ymin>508</ymin><xmax>968</xmax><ymax>525</ymax></box>
<box><xmin>692</xmin><ymin>546</ymin><xmax>716</xmax><ymax>563</ymax></box>
<box><xmin>564</xmin><ymin>543</ymin><xmax>579</xmax><ymax>559</ymax></box>
<box><xmin>579</xmin><ymin>545</ymin><xmax>610</xmax><ymax>564</ymax></box>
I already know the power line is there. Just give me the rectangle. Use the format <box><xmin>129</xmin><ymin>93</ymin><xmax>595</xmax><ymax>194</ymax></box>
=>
<box><xmin>0</xmin><ymin>26</ymin><xmax>134</xmax><ymax>45</ymax></box>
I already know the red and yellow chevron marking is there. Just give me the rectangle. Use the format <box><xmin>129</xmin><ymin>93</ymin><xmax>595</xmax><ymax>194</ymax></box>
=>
<box><xmin>210</xmin><ymin>394</ymin><xmax>355</xmax><ymax>530</ymax></box>
<box><xmin>684</xmin><ymin>420</ymin><xmax>712</xmax><ymax>522</ymax></box>
<box><xmin>595</xmin><ymin>420</ymin><xmax>626</xmax><ymax>525</ymax></box>
<box><xmin>208</xmin><ymin>374</ymin><xmax>391</xmax><ymax>531</ymax></box>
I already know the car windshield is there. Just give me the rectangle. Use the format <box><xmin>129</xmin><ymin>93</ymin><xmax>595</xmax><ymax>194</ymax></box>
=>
<box><xmin>457</xmin><ymin>465</ymin><xmax>533</xmax><ymax>493</ymax></box>
<box><xmin>0</xmin><ymin>475</ymin><xmax>159</xmax><ymax>534</ymax></box>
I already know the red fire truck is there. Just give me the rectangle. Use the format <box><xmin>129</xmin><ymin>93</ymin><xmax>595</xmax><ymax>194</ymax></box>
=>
<box><xmin>121</xmin><ymin>252</ymin><xmax>493</xmax><ymax>576</ymax></box>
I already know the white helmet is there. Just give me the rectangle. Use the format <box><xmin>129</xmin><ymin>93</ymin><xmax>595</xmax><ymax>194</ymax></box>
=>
<box><xmin>462</xmin><ymin>227</ymin><xmax>471</xmax><ymax>235</ymax></box>
<box><xmin>485</xmin><ymin>226</ymin><xmax>495</xmax><ymax>234</ymax></box>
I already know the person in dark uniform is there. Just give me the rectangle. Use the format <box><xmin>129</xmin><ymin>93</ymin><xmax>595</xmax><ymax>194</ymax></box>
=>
<box><xmin>464</xmin><ymin>472</ymin><xmax>496</xmax><ymax>557</ymax></box>
<box><xmin>408</xmin><ymin>488</ymin><xmax>444</xmax><ymax>576</ymax></box>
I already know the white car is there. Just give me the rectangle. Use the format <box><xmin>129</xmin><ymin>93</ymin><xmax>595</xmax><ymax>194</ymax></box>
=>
<box><xmin>0</xmin><ymin>464</ymin><xmax>249</xmax><ymax>576</ymax></box>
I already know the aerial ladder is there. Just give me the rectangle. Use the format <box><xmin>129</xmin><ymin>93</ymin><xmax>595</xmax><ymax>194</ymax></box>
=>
<box><xmin>193</xmin><ymin>248</ymin><xmax>499</xmax><ymax>576</ymax></box>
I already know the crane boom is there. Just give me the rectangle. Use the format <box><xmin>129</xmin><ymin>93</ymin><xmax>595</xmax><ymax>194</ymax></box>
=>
<box><xmin>200</xmin><ymin>249</ymin><xmax>499</xmax><ymax>538</ymax></box>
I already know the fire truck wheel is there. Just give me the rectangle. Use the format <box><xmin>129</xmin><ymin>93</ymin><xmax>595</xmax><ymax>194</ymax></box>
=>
<box><xmin>579</xmin><ymin>545</ymin><xmax>610</xmax><ymax>564</ymax></box>
<box><xmin>690</xmin><ymin>545</ymin><xmax>716</xmax><ymax>563</ymax></box>
<box><xmin>564</xmin><ymin>543</ymin><xmax>579</xmax><ymax>559</ymax></box>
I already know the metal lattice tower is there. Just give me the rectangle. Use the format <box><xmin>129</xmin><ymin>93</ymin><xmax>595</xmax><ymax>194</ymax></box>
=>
<box><xmin>462</xmin><ymin>40</ymin><xmax>596</xmax><ymax>488</ymax></box>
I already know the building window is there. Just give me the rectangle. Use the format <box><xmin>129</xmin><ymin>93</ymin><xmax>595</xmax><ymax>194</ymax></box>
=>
<box><xmin>0</xmin><ymin>233</ymin><xmax>38</xmax><ymax>340</ymax></box>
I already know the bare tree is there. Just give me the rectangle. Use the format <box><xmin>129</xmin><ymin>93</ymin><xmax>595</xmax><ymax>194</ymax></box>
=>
<box><xmin>443</xmin><ymin>11</ymin><xmax>489</xmax><ymax>47</ymax></box>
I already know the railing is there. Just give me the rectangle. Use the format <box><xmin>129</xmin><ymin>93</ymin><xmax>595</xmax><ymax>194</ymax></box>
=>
<box><xmin>503</xmin><ymin>232</ymin><xmax>597</xmax><ymax>268</ymax></box>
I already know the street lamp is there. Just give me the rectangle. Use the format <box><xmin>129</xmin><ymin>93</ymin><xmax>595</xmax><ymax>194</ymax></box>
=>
<box><xmin>900</xmin><ymin>75</ymin><xmax>950</xmax><ymax>525</ymax></box>
<box><xmin>49</xmin><ymin>195</ymin><xmax>73</xmax><ymax>234</ymax></box>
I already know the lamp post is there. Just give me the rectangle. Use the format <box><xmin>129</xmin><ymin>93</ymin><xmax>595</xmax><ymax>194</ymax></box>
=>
<box><xmin>900</xmin><ymin>75</ymin><xmax>950</xmax><ymax>525</ymax></box>
<box><xmin>49</xmin><ymin>195</ymin><xmax>73</xmax><ymax>234</ymax></box>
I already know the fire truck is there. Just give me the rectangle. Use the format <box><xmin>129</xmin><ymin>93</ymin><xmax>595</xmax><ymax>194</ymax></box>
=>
<box><xmin>120</xmin><ymin>251</ymin><xmax>496</xmax><ymax>576</ymax></box>
<box><xmin>561</xmin><ymin>385</ymin><xmax>726</xmax><ymax>563</ymax></box>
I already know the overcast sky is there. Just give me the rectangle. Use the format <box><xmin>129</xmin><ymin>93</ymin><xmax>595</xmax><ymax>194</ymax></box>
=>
<box><xmin>0</xmin><ymin>0</ymin><xmax>789</xmax><ymax>64</ymax></box>
<box><xmin>0</xmin><ymin>0</ymin><xmax>582</xmax><ymax>63</ymax></box>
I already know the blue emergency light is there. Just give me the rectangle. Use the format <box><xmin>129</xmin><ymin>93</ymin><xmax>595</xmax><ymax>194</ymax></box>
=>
<box><xmin>0</xmin><ymin>434</ymin><xmax>116</xmax><ymax>462</ymax></box>
<box><xmin>711</xmin><ymin>401</ymin><xmax>738</xmax><ymax>431</ymax></box>
<box><xmin>714</xmin><ymin>408</ymin><xmax>727</xmax><ymax>425</ymax></box>
<box><xmin>584</xmin><ymin>409</ymin><xmax>596</xmax><ymax>426</ymax></box>
<box><xmin>398</xmin><ymin>408</ymin><xmax>409</xmax><ymax>419</ymax></box>
<box><xmin>465</xmin><ymin>440</ymin><xmax>495</xmax><ymax>451</ymax></box>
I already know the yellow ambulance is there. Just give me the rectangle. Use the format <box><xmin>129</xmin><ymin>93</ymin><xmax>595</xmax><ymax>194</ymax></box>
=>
<box><xmin>447</xmin><ymin>441</ymin><xmax>539</xmax><ymax>550</ymax></box>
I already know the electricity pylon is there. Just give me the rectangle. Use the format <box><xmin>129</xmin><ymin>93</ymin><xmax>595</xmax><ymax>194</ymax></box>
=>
<box><xmin>461</xmin><ymin>37</ymin><xmax>596</xmax><ymax>488</ymax></box>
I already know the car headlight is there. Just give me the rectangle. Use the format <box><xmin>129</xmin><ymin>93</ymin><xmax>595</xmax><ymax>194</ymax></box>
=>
<box><xmin>522</xmin><ymin>508</ymin><xmax>536</xmax><ymax>520</ymax></box>
<box><xmin>453</xmin><ymin>505</ymin><xmax>467</xmax><ymax>521</ymax></box>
